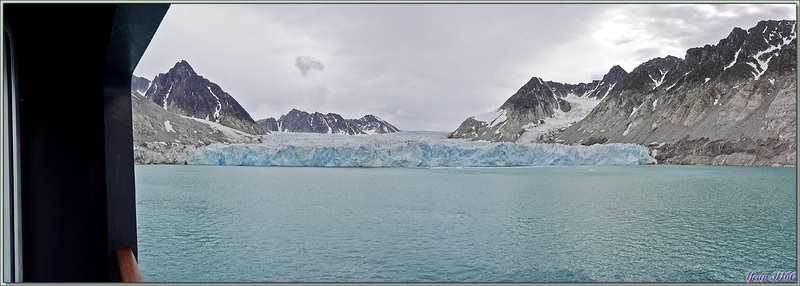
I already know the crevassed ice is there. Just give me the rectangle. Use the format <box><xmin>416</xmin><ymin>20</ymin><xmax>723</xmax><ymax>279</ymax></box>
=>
<box><xmin>186</xmin><ymin>132</ymin><xmax>656</xmax><ymax>167</ymax></box>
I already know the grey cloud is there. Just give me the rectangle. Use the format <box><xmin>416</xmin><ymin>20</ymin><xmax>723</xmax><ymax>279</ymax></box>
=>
<box><xmin>624</xmin><ymin>4</ymin><xmax>795</xmax><ymax>50</ymax></box>
<box><xmin>135</xmin><ymin>4</ymin><xmax>795</xmax><ymax>131</ymax></box>
<box><xmin>613</xmin><ymin>37</ymin><xmax>636</xmax><ymax>45</ymax></box>
<box><xmin>295</xmin><ymin>56</ymin><xmax>325</xmax><ymax>77</ymax></box>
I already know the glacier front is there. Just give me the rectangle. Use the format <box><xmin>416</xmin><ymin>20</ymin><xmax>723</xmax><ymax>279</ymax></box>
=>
<box><xmin>186</xmin><ymin>131</ymin><xmax>656</xmax><ymax>167</ymax></box>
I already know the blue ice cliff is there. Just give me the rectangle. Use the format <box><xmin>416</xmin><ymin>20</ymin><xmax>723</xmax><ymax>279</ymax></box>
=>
<box><xmin>185</xmin><ymin>132</ymin><xmax>656</xmax><ymax>167</ymax></box>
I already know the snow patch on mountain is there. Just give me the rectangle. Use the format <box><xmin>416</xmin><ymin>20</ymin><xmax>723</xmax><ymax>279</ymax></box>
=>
<box><xmin>749</xmin><ymin>45</ymin><xmax>780</xmax><ymax>80</ymax></box>
<box><xmin>603</xmin><ymin>83</ymin><xmax>616</xmax><ymax>98</ymax></box>
<box><xmin>517</xmin><ymin>94</ymin><xmax>602</xmax><ymax>143</ymax></box>
<box><xmin>207</xmin><ymin>86</ymin><xmax>222</xmax><ymax>122</ymax></box>
<box><xmin>472</xmin><ymin>109</ymin><xmax>508</xmax><ymax>128</ymax></box>
<box><xmin>724</xmin><ymin>47</ymin><xmax>742</xmax><ymax>70</ymax></box>
<box><xmin>746</xmin><ymin>25</ymin><xmax>796</xmax><ymax>80</ymax></box>
<box><xmin>183</xmin><ymin>115</ymin><xmax>258</xmax><ymax>140</ymax></box>
<box><xmin>649</xmin><ymin>70</ymin><xmax>668</xmax><ymax>89</ymax></box>
<box><xmin>162</xmin><ymin>85</ymin><xmax>172</xmax><ymax>110</ymax></box>
<box><xmin>164</xmin><ymin>120</ymin><xmax>175</xmax><ymax>132</ymax></box>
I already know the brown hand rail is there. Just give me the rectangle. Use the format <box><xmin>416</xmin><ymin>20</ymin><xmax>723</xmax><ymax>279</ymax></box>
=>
<box><xmin>114</xmin><ymin>248</ymin><xmax>144</xmax><ymax>282</ymax></box>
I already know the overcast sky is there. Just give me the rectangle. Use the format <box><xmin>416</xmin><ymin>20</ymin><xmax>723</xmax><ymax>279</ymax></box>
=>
<box><xmin>134</xmin><ymin>3</ymin><xmax>796</xmax><ymax>131</ymax></box>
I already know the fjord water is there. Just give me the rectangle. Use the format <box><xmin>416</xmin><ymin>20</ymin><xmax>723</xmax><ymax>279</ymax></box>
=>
<box><xmin>135</xmin><ymin>165</ymin><xmax>796</xmax><ymax>282</ymax></box>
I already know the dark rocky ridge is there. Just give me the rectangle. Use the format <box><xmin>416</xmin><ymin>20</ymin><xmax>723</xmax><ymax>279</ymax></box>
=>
<box><xmin>257</xmin><ymin>117</ymin><xmax>279</xmax><ymax>131</ymax></box>
<box><xmin>545</xmin><ymin>80</ymin><xmax>598</xmax><ymax>98</ymax></box>
<box><xmin>553</xmin><ymin>20</ymin><xmax>796</xmax><ymax>166</ymax></box>
<box><xmin>131</xmin><ymin>75</ymin><xmax>150</xmax><ymax>94</ymax></box>
<box><xmin>500</xmin><ymin>77</ymin><xmax>563</xmax><ymax>118</ymax></box>
<box><xmin>257</xmin><ymin>109</ymin><xmax>400</xmax><ymax>135</ymax></box>
<box><xmin>546</xmin><ymin>65</ymin><xmax>629</xmax><ymax>99</ymax></box>
<box><xmin>144</xmin><ymin>60</ymin><xmax>268</xmax><ymax>135</ymax></box>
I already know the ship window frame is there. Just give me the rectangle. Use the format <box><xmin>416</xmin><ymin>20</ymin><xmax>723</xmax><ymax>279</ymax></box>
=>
<box><xmin>3</xmin><ymin>20</ymin><xmax>22</xmax><ymax>283</ymax></box>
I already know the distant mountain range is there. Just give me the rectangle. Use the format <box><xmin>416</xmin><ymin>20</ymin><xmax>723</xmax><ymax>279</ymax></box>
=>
<box><xmin>257</xmin><ymin>109</ymin><xmax>400</xmax><ymax>135</ymax></box>
<box><xmin>130</xmin><ymin>60</ymin><xmax>400</xmax><ymax>163</ymax></box>
<box><xmin>129</xmin><ymin>20</ymin><xmax>795</xmax><ymax>166</ymax></box>
<box><xmin>450</xmin><ymin>19</ymin><xmax>796</xmax><ymax>166</ymax></box>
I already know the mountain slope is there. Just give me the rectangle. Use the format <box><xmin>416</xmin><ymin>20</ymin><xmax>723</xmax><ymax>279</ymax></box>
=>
<box><xmin>257</xmin><ymin>109</ymin><xmax>400</xmax><ymax>135</ymax></box>
<box><xmin>144</xmin><ymin>60</ymin><xmax>268</xmax><ymax>135</ymax></box>
<box><xmin>131</xmin><ymin>89</ymin><xmax>261</xmax><ymax>164</ymax></box>
<box><xmin>554</xmin><ymin>20</ymin><xmax>796</xmax><ymax>166</ymax></box>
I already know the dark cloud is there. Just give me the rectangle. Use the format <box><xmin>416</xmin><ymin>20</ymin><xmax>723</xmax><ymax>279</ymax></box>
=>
<box><xmin>295</xmin><ymin>56</ymin><xmax>325</xmax><ymax>77</ymax></box>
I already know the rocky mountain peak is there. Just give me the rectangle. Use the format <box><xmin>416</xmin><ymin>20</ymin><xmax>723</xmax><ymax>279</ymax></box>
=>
<box><xmin>143</xmin><ymin>60</ymin><xmax>268</xmax><ymax>135</ymax></box>
<box><xmin>725</xmin><ymin>27</ymin><xmax>748</xmax><ymax>43</ymax></box>
<box><xmin>169</xmin><ymin>60</ymin><xmax>197</xmax><ymax>77</ymax></box>
<box><xmin>602</xmin><ymin>65</ymin><xmax>628</xmax><ymax>83</ymax></box>
<box><xmin>355</xmin><ymin>114</ymin><xmax>401</xmax><ymax>134</ymax></box>
<box><xmin>501</xmin><ymin>76</ymin><xmax>567</xmax><ymax>116</ymax></box>
<box><xmin>588</xmin><ymin>65</ymin><xmax>628</xmax><ymax>100</ymax></box>
<box><xmin>604</xmin><ymin>56</ymin><xmax>681</xmax><ymax>98</ymax></box>
<box><xmin>281</xmin><ymin>108</ymin><xmax>308</xmax><ymax>121</ymax></box>
<box><xmin>500</xmin><ymin>77</ymin><xmax>555</xmax><ymax>110</ymax></box>
<box><xmin>545</xmin><ymin>65</ymin><xmax>627</xmax><ymax>99</ymax></box>
<box><xmin>518</xmin><ymin>76</ymin><xmax>548</xmax><ymax>92</ymax></box>
<box><xmin>361</xmin><ymin>115</ymin><xmax>380</xmax><ymax>121</ymax></box>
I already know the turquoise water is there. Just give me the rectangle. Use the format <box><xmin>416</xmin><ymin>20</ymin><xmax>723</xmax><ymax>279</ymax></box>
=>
<box><xmin>134</xmin><ymin>165</ymin><xmax>796</xmax><ymax>282</ymax></box>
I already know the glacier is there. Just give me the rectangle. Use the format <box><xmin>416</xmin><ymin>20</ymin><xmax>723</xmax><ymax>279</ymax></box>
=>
<box><xmin>186</xmin><ymin>131</ymin><xmax>656</xmax><ymax>167</ymax></box>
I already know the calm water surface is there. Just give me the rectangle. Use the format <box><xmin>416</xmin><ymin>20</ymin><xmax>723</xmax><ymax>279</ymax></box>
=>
<box><xmin>135</xmin><ymin>165</ymin><xmax>796</xmax><ymax>282</ymax></box>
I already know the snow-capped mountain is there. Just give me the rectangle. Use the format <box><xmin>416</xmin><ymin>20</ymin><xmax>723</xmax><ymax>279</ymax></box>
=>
<box><xmin>449</xmin><ymin>65</ymin><xmax>627</xmax><ymax>142</ymax></box>
<box><xmin>257</xmin><ymin>109</ymin><xmax>400</xmax><ymax>135</ymax></box>
<box><xmin>130</xmin><ymin>60</ymin><xmax>269</xmax><ymax>163</ymax></box>
<box><xmin>554</xmin><ymin>20</ymin><xmax>796</xmax><ymax>166</ymax></box>
<box><xmin>143</xmin><ymin>60</ymin><xmax>268</xmax><ymax>135</ymax></box>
